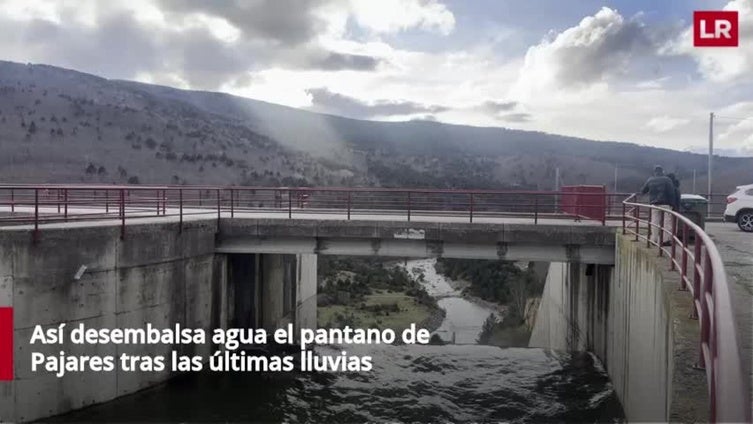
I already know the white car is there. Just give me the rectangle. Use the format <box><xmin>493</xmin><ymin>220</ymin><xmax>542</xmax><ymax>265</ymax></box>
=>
<box><xmin>724</xmin><ymin>184</ymin><xmax>753</xmax><ymax>232</ymax></box>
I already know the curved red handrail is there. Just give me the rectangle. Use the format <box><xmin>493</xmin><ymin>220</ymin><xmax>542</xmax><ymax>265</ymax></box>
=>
<box><xmin>622</xmin><ymin>193</ymin><xmax>750</xmax><ymax>423</ymax></box>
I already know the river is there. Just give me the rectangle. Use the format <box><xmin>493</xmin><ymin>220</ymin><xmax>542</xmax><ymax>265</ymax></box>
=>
<box><xmin>401</xmin><ymin>258</ymin><xmax>501</xmax><ymax>344</ymax></box>
<box><xmin>51</xmin><ymin>258</ymin><xmax>625</xmax><ymax>423</ymax></box>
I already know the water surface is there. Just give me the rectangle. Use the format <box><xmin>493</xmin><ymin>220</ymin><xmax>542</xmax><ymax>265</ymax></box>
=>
<box><xmin>51</xmin><ymin>258</ymin><xmax>624</xmax><ymax>423</ymax></box>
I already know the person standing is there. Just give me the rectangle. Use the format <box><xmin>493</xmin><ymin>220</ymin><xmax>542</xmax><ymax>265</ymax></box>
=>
<box><xmin>641</xmin><ymin>166</ymin><xmax>675</xmax><ymax>246</ymax></box>
<box><xmin>666</xmin><ymin>173</ymin><xmax>682</xmax><ymax>212</ymax></box>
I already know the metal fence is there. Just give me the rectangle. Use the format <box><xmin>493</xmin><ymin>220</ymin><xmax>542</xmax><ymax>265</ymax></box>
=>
<box><xmin>622</xmin><ymin>194</ymin><xmax>749</xmax><ymax>423</ymax></box>
<box><xmin>0</xmin><ymin>184</ymin><xmax>633</xmax><ymax>240</ymax></box>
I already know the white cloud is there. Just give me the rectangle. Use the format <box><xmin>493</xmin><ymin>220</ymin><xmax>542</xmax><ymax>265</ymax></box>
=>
<box><xmin>715</xmin><ymin>102</ymin><xmax>753</xmax><ymax>154</ymax></box>
<box><xmin>498</xmin><ymin>6</ymin><xmax>752</xmax><ymax>155</ymax></box>
<box><xmin>635</xmin><ymin>76</ymin><xmax>671</xmax><ymax>89</ymax></box>
<box><xmin>348</xmin><ymin>0</ymin><xmax>455</xmax><ymax>35</ymax></box>
<box><xmin>134</xmin><ymin>70</ymin><xmax>191</xmax><ymax>89</ymax></box>
<box><xmin>662</xmin><ymin>0</ymin><xmax>753</xmax><ymax>83</ymax></box>
<box><xmin>1</xmin><ymin>0</ymin><xmax>64</xmax><ymax>24</ymax></box>
<box><xmin>511</xmin><ymin>7</ymin><xmax>655</xmax><ymax>102</ymax></box>
<box><xmin>646</xmin><ymin>116</ymin><xmax>691</xmax><ymax>132</ymax></box>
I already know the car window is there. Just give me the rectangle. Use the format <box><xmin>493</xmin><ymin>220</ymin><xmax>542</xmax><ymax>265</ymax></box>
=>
<box><xmin>746</xmin><ymin>189</ymin><xmax>753</xmax><ymax>196</ymax></box>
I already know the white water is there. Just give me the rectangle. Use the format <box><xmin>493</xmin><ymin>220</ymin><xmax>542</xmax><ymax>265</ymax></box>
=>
<box><xmin>401</xmin><ymin>258</ymin><xmax>499</xmax><ymax>344</ymax></box>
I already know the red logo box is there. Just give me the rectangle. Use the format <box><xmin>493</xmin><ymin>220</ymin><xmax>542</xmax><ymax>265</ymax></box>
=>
<box><xmin>0</xmin><ymin>307</ymin><xmax>12</xmax><ymax>381</ymax></box>
<box><xmin>694</xmin><ymin>11</ymin><xmax>739</xmax><ymax>47</ymax></box>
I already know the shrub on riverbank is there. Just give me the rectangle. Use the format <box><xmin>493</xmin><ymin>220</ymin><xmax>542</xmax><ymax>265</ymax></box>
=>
<box><xmin>318</xmin><ymin>257</ymin><xmax>441</xmax><ymax>332</ymax></box>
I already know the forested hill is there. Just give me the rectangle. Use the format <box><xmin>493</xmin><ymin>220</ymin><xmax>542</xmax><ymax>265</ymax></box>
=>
<box><xmin>1</xmin><ymin>60</ymin><xmax>750</xmax><ymax>193</ymax></box>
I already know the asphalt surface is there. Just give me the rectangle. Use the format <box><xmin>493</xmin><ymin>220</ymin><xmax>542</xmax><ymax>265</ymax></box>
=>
<box><xmin>706</xmin><ymin>223</ymin><xmax>753</xmax><ymax>393</ymax></box>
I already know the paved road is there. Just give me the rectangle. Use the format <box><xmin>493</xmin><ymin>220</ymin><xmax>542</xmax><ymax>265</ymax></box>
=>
<box><xmin>706</xmin><ymin>223</ymin><xmax>753</xmax><ymax>392</ymax></box>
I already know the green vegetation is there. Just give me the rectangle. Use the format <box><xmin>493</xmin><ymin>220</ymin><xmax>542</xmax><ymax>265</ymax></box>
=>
<box><xmin>476</xmin><ymin>313</ymin><xmax>498</xmax><ymax>344</ymax></box>
<box><xmin>475</xmin><ymin>311</ymin><xmax>535</xmax><ymax>347</ymax></box>
<box><xmin>436</xmin><ymin>259</ymin><xmax>548</xmax><ymax>347</ymax></box>
<box><xmin>485</xmin><ymin>322</ymin><xmax>533</xmax><ymax>347</ymax></box>
<box><xmin>318</xmin><ymin>257</ymin><xmax>439</xmax><ymax>332</ymax></box>
<box><xmin>318</xmin><ymin>290</ymin><xmax>435</xmax><ymax>332</ymax></box>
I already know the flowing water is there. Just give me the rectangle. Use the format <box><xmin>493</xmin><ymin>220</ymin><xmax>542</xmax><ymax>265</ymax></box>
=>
<box><xmin>51</xmin><ymin>258</ymin><xmax>625</xmax><ymax>423</ymax></box>
<box><xmin>401</xmin><ymin>258</ymin><xmax>500</xmax><ymax>344</ymax></box>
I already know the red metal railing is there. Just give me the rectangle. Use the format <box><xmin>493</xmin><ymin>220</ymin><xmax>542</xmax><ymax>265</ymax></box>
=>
<box><xmin>622</xmin><ymin>194</ymin><xmax>750</xmax><ymax>423</ymax></box>
<box><xmin>0</xmin><ymin>184</ymin><xmax>631</xmax><ymax>238</ymax></box>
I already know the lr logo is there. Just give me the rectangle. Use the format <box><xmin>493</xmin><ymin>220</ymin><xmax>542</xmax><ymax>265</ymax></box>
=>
<box><xmin>694</xmin><ymin>11</ymin><xmax>739</xmax><ymax>47</ymax></box>
<box><xmin>0</xmin><ymin>307</ymin><xmax>12</xmax><ymax>381</ymax></box>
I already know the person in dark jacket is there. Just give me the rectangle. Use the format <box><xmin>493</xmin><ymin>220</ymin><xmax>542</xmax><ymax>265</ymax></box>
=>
<box><xmin>666</xmin><ymin>173</ymin><xmax>681</xmax><ymax>211</ymax></box>
<box><xmin>641</xmin><ymin>166</ymin><xmax>675</xmax><ymax>245</ymax></box>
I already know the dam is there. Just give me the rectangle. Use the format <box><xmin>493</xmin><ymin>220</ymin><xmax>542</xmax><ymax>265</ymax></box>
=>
<box><xmin>0</xmin><ymin>184</ymin><xmax>749</xmax><ymax>422</ymax></box>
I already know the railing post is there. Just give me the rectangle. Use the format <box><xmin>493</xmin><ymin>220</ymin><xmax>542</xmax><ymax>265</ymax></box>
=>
<box><xmin>288</xmin><ymin>190</ymin><xmax>292</xmax><ymax>219</ymax></box>
<box><xmin>670</xmin><ymin>214</ymin><xmax>677</xmax><ymax>270</ymax></box>
<box><xmin>230</xmin><ymin>189</ymin><xmax>235</xmax><ymax>218</ymax></box>
<box><xmin>63</xmin><ymin>189</ymin><xmax>68</xmax><ymax>221</ymax></box>
<box><xmin>634</xmin><ymin>205</ymin><xmax>640</xmax><ymax>241</ymax></box>
<box><xmin>162</xmin><ymin>190</ymin><xmax>167</xmax><ymax>215</ymax></box>
<box><xmin>658</xmin><ymin>210</ymin><xmax>664</xmax><ymax>256</ymax></box>
<box><xmin>105</xmin><ymin>190</ymin><xmax>109</xmax><ymax>214</ymax></box>
<box><xmin>469</xmin><ymin>193</ymin><xmax>474</xmax><ymax>223</ymax></box>
<box><xmin>407</xmin><ymin>192</ymin><xmax>411</xmax><ymax>222</ymax></box>
<box><xmin>179</xmin><ymin>188</ymin><xmax>183</xmax><ymax>233</ymax></box>
<box><xmin>347</xmin><ymin>192</ymin><xmax>351</xmax><ymax>220</ymax></box>
<box><xmin>646</xmin><ymin>207</ymin><xmax>652</xmax><ymax>246</ymax></box>
<box><xmin>119</xmin><ymin>189</ymin><xmax>125</xmax><ymax>240</ymax></box>
<box><xmin>691</xmin><ymin>239</ymin><xmax>702</xmax><ymax>319</ymax></box>
<box><xmin>33</xmin><ymin>188</ymin><xmax>39</xmax><ymax>242</ymax></box>
<box><xmin>608</xmin><ymin>195</ymin><xmax>613</xmax><ymax>218</ymax></box>
<box><xmin>156</xmin><ymin>189</ymin><xmax>160</xmax><ymax>216</ymax></box>
<box><xmin>621</xmin><ymin>200</ymin><xmax>626</xmax><ymax>235</ymax></box>
<box><xmin>680</xmin><ymin>223</ymin><xmax>689</xmax><ymax>291</ymax></box>
<box><xmin>10</xmin><ymin>188</ymin><xmax>14</xmax><ymax>213</ymax></box>
<box><xmin>216</xmin><ymin>189</ymin><xmax>221</xmax><ymax>227</ymax></box>
<box><xmin>57</xmin><ymin>189</ymin><xmax>61</xmax><ymax>214</ymax></box>
<box><xmin>698</xmin><ymin>252</ymin><xmax>712</xmax><ymax>369</ymax></box>
<box><xmin>534</xmin><ymin>196</ymin><xmax>538</xmax><ymax>225</ymax></box>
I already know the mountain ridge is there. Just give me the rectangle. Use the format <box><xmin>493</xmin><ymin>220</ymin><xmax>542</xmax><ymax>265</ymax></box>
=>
<box><xmin>0</xmin><ymin>60</ymin><xmax>750</xmax><ymax>194</ymax></box>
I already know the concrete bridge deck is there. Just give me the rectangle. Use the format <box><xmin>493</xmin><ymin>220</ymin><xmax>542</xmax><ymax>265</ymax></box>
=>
<box><xmin>216</xmin><ymin>216</ymin><xmax>617</xmax><ymax>263</ymax></box>
<box><xmin>0</xmin><ymin>206</ymin><xmax>619</xmax><ymax>264</ymax></box>
<box><xmin>0</xmin><ymin>205</ymin><xmax>620</xmax><ymax>227</ymax></box>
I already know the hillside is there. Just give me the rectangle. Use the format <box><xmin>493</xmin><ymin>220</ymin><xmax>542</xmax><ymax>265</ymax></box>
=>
<box><xmin>0</xmin><ymin>60</ymin><xmax>750</xmax><ymax>194</ymax></box>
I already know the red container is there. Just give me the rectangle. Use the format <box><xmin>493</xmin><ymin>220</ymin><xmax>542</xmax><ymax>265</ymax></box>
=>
<box><xmin>560</xmin><ymin>185</ymin><xmax>607</xmax><ymax>222</ymax></box>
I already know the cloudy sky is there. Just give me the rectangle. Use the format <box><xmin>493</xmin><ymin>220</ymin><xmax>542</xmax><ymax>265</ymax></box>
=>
<box><xmin>1</xmin><ymin>0</ymin><xmax>752</xmax><ymax>155</ymax></box>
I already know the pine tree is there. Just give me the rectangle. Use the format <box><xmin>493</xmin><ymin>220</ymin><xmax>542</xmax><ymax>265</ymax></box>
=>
<box><xmin>476</xmin><ymin>313</ymin><xmax>498</xmax><ymax>345</ymax></box>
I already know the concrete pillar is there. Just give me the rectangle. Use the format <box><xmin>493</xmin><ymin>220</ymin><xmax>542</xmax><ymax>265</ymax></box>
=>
<box><xmin>261</xmin><ymin>254</ymin><xmax>285</xmax><ymax>331</ymax></box>
<box><xmin>252</xmin><ymin>253</ymin><xmax>317</xmax><ymax>334</ymax></box>
<box><xmin>528</xmin><ymin>262</ymin><xmax>611</xmax><ymax>355</ymax></box>
<box><xmin>295</xmin><ymin>254</ymin><xmax>318</xmax><ymax>333</ymax></box>
<box><xmin>228</xmin><ymin>253</ymin><xmax>258</xmax><ymax>329</ymax></box>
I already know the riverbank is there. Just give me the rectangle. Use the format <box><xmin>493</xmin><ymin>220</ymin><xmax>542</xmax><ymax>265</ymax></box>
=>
<box><xmin>319</xmin><ymin>257</ymin><xmax>535</xmax><ymax>347</ymax></box>
<box><xmin>317</xmin><ymin>257</ymin><xmax>445</xmax><ymax>334</ymax></box>
<box><xmin>317</xmin><ymin>288</ymin><xmax>444</xmax><ymax>333</ymax></box>
<box><xmin>424</xmin><ymin>258</ymin><xmax>540</xmax><ymax>347</ymax></box>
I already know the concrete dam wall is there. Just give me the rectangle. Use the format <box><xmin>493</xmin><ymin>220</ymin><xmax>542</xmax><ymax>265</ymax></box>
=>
<box><xmin>530</xmin><ymin>234</ymin><xmax>707</xmax><ymax>422</ymax></box>
<box><xmin>0</xmin><ymin>215</ymin><xmax>704</xmax><ymax>422</ymax></box>
<box><xmin>0</xmin><ymin>221</ymin><xmax>317</xmax><ymax>422</ymax></box>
